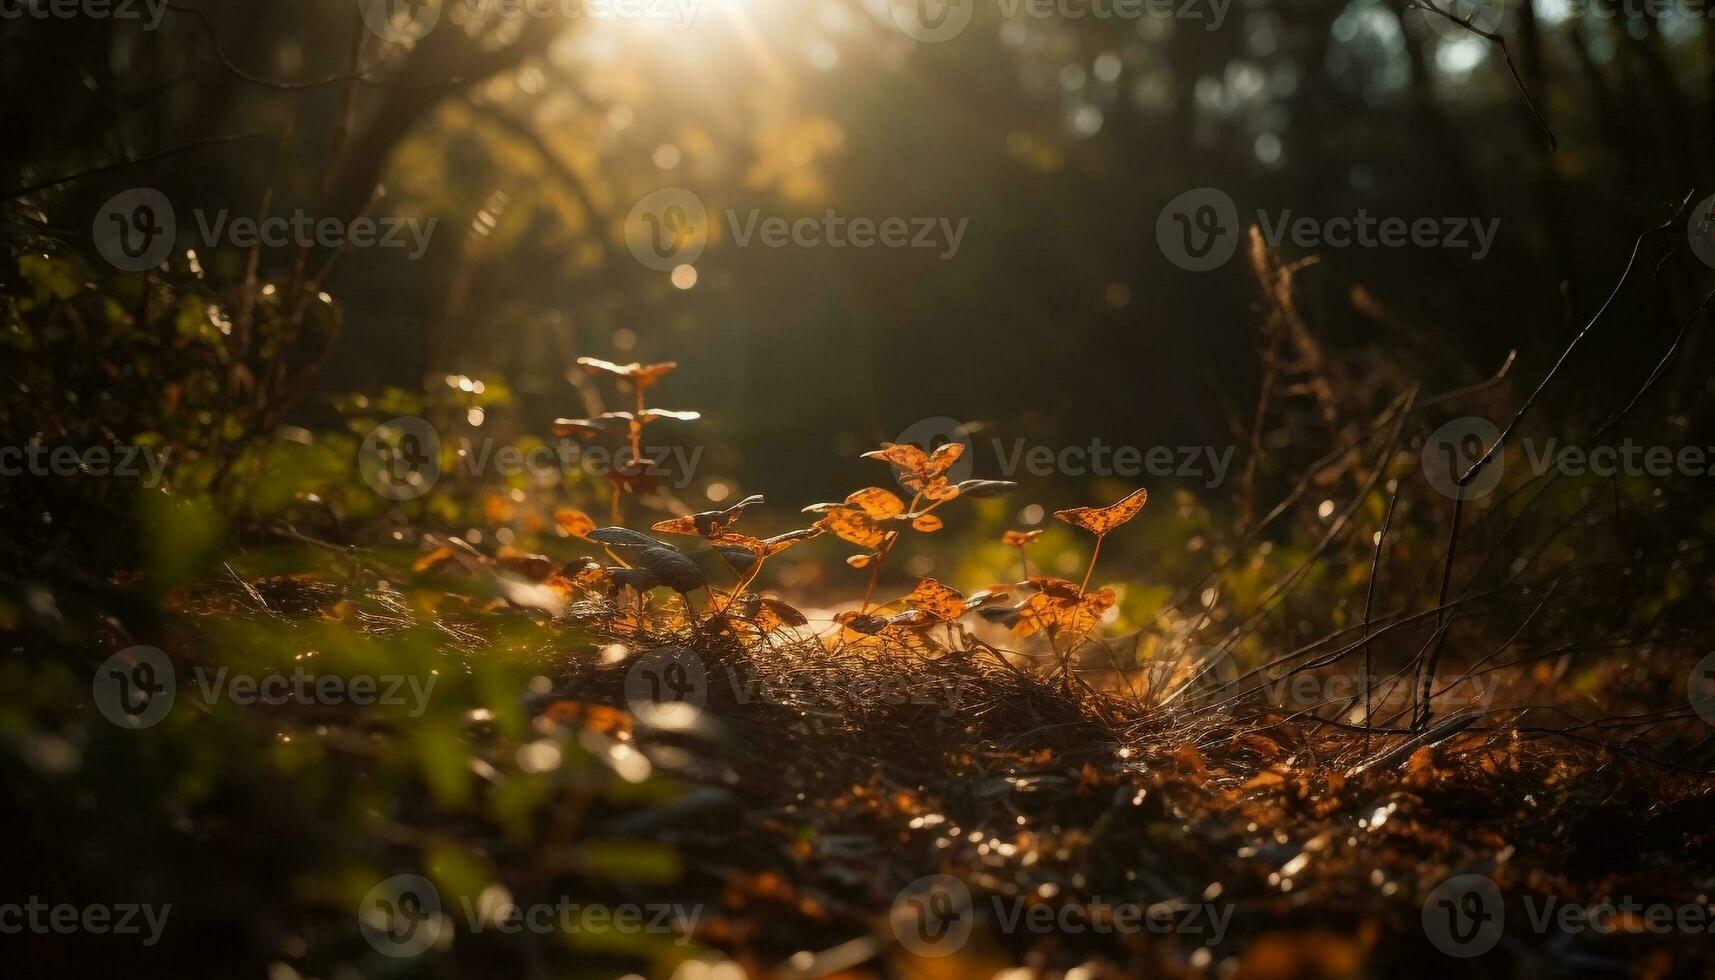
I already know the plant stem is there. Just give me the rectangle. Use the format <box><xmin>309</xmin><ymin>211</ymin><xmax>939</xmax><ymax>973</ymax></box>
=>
<box><xmin>1078</xmin><ymin>535</ymin><xmax>1105</xmax><ymax>596</ymax></box>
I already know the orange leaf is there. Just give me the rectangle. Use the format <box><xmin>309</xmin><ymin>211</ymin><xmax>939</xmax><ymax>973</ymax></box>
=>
<box><xmin>650</xmin><ymin>494</ymin><xmax>764</xmax><ymax>539</ymax></box>
<box><xmin>1054</xmin><ymin>487</ymin><xmax>1148</xmax><ymax>536</ymax></box>
<box><xmin>818</xmin><ymin>507</ymin><xmax>891</xmax><ymax>549</ymax></box>
<box><xmin>554</xmin><ymin>508</ymin><xmax>596</xmax><ymax>539</ymax></box>
<box><xmin>1002</xmin><ymin>529</ymin><xmax>1043</xmax><ymax>547</ymax></box>
<box><xmin>903</xmin><ymin>578</ymin><xmax>965</xmax><ymax>621</ymax></box>
<box><xmin>413</xmin><ymin>545</ymin><xmax>454</xmax><ymax>573</ymax></box>
<box><xmin>758</xmin><ymin>595</ymin><xmax>810</xmax><ymax>629</ymax></box>
<box><xmin>911</xmin><ymin>513</ymin><xmax>944</xmax><ymax>533</ymax></box>
<box><xmin>845</xmin><ymin>487</ymin><xmax>905</xmax><ymax>518</ymax></box>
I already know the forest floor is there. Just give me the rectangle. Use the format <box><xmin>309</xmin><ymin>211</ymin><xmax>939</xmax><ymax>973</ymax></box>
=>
<box><xmin>14</xmin><ymin>565</ymin><xmax>1715</xmax><ymax>980</ymax></box>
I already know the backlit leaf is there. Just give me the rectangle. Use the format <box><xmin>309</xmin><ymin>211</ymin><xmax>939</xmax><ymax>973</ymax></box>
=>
<box><xmin>1054</xmin><ymin>488</ymin><xmax>1149</xmax><ymax>537</ymax></box>
<box><xmin>576</xmin><ymin>357</ymin><xmax>677</xmax><ymax>391</ymax></box>
<box><xmin>555</xmin><ymin>508</ymin><xmax>596</xmax><ymax>539</ymax></box>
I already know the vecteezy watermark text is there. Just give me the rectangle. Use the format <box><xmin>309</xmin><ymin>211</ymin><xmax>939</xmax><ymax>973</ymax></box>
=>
<box><xmin>1</xmin><ymin>443</ymin><xmax>168</xmax><ymax>486</ymax></box>
<box><xmin>359</xmin><ymin>0</ymin><xmax>703</xmax><ymax>43</ymax></box>
<box><xmin>623</xmin><ymin>647</ymin><xmax>971</xmax><ymax>724</ymax></box>
<box><xmin>1423</xmin><ymin>872</ymin><xmax>1715</xmax><ymax>957</ymax></box>
<box><xmin>1422</xmin><ymin>416</ymin><xmax>1715</xmax><ymax>500</ymax></box>
<box><xmin>885</xmin><ymin>0</ymin><xmax>1232</xmax><ymax>42</ymax></box>
<box><xmin>357</xmin><ymin>417</ymin><xmax>707</xmax><ymax>500</ymax></box>
<box><xmin>94</xmin><ymin>188</ymin><xmax>437</xmax><ymax>272</ymax></box>
<box><xmin>622</xmin><ymin>188</ymin><xmax>970</xmax><ymax>271</ymax></box>
<box><xmin>358</xmin><ymin>874</ymin><xmax>700</xmax><ymax>958</ymax></box>
<box><xmin>890</xmin><ymin>875</ymin><xmax>1231</xmax><ymax>958</ymax></box>
<box><xmin>92</xmin><ymin>646</ymin><xmax>437</xmax><ymax>729</ymax></box>
<box><xmin>0</xmin><ymin>0</ymin><xmax>168</xmax><ymax>29</ymax></box>
<box><xmin>992</xmin><ymin>437</ymin><xmax>1235</xmax><ymax>488</ymax></box>
<box><xmin>1157</xmin><ymin>188</ymin><xmax>1499</xmax><ymax>272</ymax></box>
<box><xmin>0</xmin><ymin>898</ymin><xmax>171</xmax><ymax>947</ymax></box>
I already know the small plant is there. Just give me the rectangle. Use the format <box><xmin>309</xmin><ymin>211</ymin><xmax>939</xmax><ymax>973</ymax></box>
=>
<box><xmin>980</xmin><ymin>489</ymin><xmax>1148</xmax><ymax>691</ymax></box>
<box><xmin>554</xmin><ymin>357</ymin><xmax>700</xmax><ymax>523</ymax></box>
<box><xmin>407</xmin><ymin>357</ymin><xmax>1162</xmax><ymax>698</ymax></box>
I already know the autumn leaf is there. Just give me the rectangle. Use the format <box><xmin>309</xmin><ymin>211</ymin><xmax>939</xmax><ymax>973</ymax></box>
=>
<box><xmin>552</xmin><ymin>416</ymin><xmax>628</xmax><ymax>439</ymax></box>
<box><xmin>651</xmin><ymin>494</ymin><xmax>765</xmax><ymax>538</ymax></box>
<box><xmin>862</xmin><ymin>441</ymin><xmax>966</xmax><ymax>500</ymax></box>
<box><xmin>610</xmin><ymin>567</ymin><xmax>661</xmax><ymax>592</ymax></box>
<box><xmin>845</xmin><ymin>487</ymin><xmax>905</xmax><ymax>518</ymax></box>
<box><xmin>817</xmin><ymin>505</ymin><xmax>893</xmax><ymax>550</ymax></box>
<box><xmin>910</xmin><ymin>513</ymin><xmax>944</xmax><ymax>533</ymax></box>
<box><xmin>759</xmin><ymin>595</ymin><xmax>809</xmax><ymax>628</ymax></box>
<box><xmin>1002</xmin><ymin>529</ymin><xmax>1043</xmax><ymax>547</ymax></box>
<box><xmin>586</xmin><ymin>526</ymin><xmax>661</xmax><ymax>549</ymax></box>
<box><xmin>555</xmin><ymin>508</ymin><xmax>596</xmax><ymax>539</ymax></box>
<box><xmin>903</xmin><ymin>578</ymin><xmax>965</xmax><ymax>622</ymax></box>
<box><xmin>639</xmin><ymin>408</ymin><xmax>701</xmax><ymax>423</ymax></box>
<box><xmin>560</xmin><ymin>559</ymin><xmax>612</xmax><ymax>593</ymax></box>
<box><xmin>835</xmin><ymin>610</ymin><xmax>888</xmax><ymax>635</ymax></box>
<box><xmin>759</xmin><ymin>527</ymin><xmax>823</xmax><ymax>554</ymax></box>
<box><xmin>1054</xmin><ymin>487</ymin><xmax>1148</xmax><ymax>537</ymax></box>
<box><xmin>1014</xmin><ymin>579</ymin><xmax>1117</xmax><ymax>638</ymax></box>
<box><xmin>413</xmin><ymin>545</ymin><xmax>455</xmax><ymax>573</ymax></box>
<box><xmin>576</xmin><ymin>356</ymin><xmax>677</xmax><ymax>391</ymax></box>
<box><xmin>634</xmin><ymin>547</ymin><xmax>707</xmax><ymax>593</ymax></box>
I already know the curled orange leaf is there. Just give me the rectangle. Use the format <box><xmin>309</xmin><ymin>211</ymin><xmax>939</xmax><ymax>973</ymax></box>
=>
<box><xmin>1054</xmin><ymin>488</ymin><xmax>1148</xmax><ymax>537</ymax></box>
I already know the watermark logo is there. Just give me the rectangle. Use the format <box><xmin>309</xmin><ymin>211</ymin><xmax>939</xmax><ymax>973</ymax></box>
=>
<box><xmin>1422</xmin><ymin>420</ymin><xmax>1715</xmax><ymax>500</ymax></box>
<box><xmin>890</xmin><ymin>875</ymin><xmax>975</xmax><ymax>956</ymax></box>
<box><xmin>359</xmin><ymin>876</ymin><xmax>700</xmax><ymax>957</ymax></box>
<box><xmin>621</xmin><ymin>646</ymin><xmax>971</xmax><ymax>723</ymax></box>
<box><xmin>624</xmin><ymin>190</ymin><xmax>972</xmax><ymax>269</ymax></box>
<box><xmin>93</xmin><ymin>188</ymin><xmax>175</xmax><ymax>272</ymax></box>
<box><xmin>1418</xmin><ymin>0</ymin><xmax>1507</xmax><ymax>42</ymax></box>
<box><xmin>359</xmin><ymin>0</ymin><xmax>442</xmax><ymax>41</ymax></box>
<box><xmin>356</xmin><ymin>418</ymin><xmax>708</xmax><ymax>499</ymax></box>
<box><xmin>360</xmin><ymin>874</ymin><xmax>446</xmax><ymax>958</ymax></box>
<box><xmin>888</xmin><ymin>0</ymin><xmax>976</xmax><ymax>41</ymax></box>
<box><xmin>93</xmin><ymin>645</ymin><xmax>176</xmax><ymax>729</ymax></box>
<box><xmin>884</xmin><ymin>422</ymin><xmax>1236</xmax><ymax>487</ymax></box>
<box><xmin>359</xmin><ymin>416</ymin><xmax>442</xmax><ymax>500</ymax></box>
<box><xmin>1690</xmin><ymin>652</ymin><xmax>1715</xmax><ymax>726</ymax></box>
<box><xmin>1422</xmin><ymin>417</ymin><xmax>1503</xmax><ymax>501</ymax></box>
<box><xmin>625</xmin><ymin>647</ymin><xmax>709</xmax><ymax>725</ymax></box>
<box><xmin>92</xmin><ymin>646</ymin><xmax>438</xmax><ymax>727</ymax></box>
<box><xmin>1690</xmin><ymin>193</ymin><xmax>1715</xmax><ymax>270</ymax></box>
<box><xmin>1159</xmin><ymin>188</ymin><xmax>1500</xmax><ymax>271</ymax></box>
<box><xmin>94</xmin><ymin>188</ymin><xmax>437</xmax><ymax>270</ymax></box>
<box><xmin>891</xmin><ymin>417</ymin><xmax>977</xmax><ymax>485</ymax></box>
<box><xmin>1158</xmin><ymin>188</ymin><xmax>1240</xmax><ymax>273</ymax></box>
<box><xmin>1423</xmin><ymin>873</ymin><xmax>1504</xmax><ymax>957</ymax></box>
<box><xmin>626</xmin><ymin>187</ymin><xmax>709</xmax><ymax>273</ymax></box>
